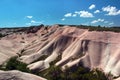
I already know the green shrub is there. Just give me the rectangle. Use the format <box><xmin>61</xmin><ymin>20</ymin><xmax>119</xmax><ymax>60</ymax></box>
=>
<box><xmin>0</xmin><ymin>33</ymin><xmax>5</xmax><ymax>38</ymax></box>
<box><xmin>0</xmin><ymin>57</ymin><xmax>30</xmax><ymax>73</ymax></box>
<box><xmin>40</xmin><ymin>66</ymin><xmax>111</xmax><ymax>80</ymax></box>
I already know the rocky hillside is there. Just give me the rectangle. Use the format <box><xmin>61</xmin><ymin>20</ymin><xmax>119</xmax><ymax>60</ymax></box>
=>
<box><xmin>0</xmin><ymin>70</ymin><xmax>46</xmax><ymax>80</ymax></box>
<box><xmin>0</xmin><ymin>24</ymin><xmax>120</xmax><ymax>80</ymax></box>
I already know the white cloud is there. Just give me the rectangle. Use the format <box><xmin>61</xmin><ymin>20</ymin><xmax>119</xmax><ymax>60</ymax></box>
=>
<box><xmin>94</xmin><ymin>10</ymin><xmax>100</xmax><ymax>13</ymax></box>
<box><xmin>79</xmin><ymin>11</ymin><xmax>94</xmax><ymax>18</ymax></box>
<box><xmin>74</xmin><ymin>11</ymin><xmax>94</xmax><ymax>18</ymax></box>
<box><xmin>31</xmin><ymin>20</ymin><xmax>36</xmax><ymax>23</ymax></box>
<box><xmin>75</xmin><ymin>11</ymin><xmax>80</xmax><ymax>14</ymax></box>
<box><xmin>98</xmin><ymin>19</ymin><xmax>104</xmax><ymax>22</ymax></box>
<box><xmin>26</xmin><ymin>23</ymin><xmax>31</xmax><ymax>26</ymax></box>
<box><xmin>72</xmin><ymin>14</ymin><xmax>77</xmax><ymax>17</ymax></box>
<box><xmin>64</xmin><ymin>11</ymin><xmax>93</xmax><ymax>18</ymax></box>
<box><xmin>102</xmin><ymin>5</ymin><xmax>120</xmax><ymax>16</ymax></box>
<box><xmin>109</xmin><ymin>22</ymin><xmax>114</xmax><ymax>25</ymax></box>
<box><xmin>64</xmin><ymin>13</ymin><xmax>72</xmax><ymax>17</ymax></box>
<box><xmin>26</xmin><ymin>20</ymin><xmax>44</xmax><ymax>26</ymax></box>
<box><xmin>104</xmin><ymin>21</ymin><xmax>108</xmax><ymax>23</ymax></box>
<box><xmin>61</xmin><ymin>18</ymin><xmax>65</xmax><ymax>21</ymax></box>
<box><xmin>91</xmin><ymin>19</ymin><xmax>104</xmax><ymax>24</ymax></box>
<box><xmin>32</xmin><ymin>21</ymin><xmax>43</xmax><ymax>24</ymax></box>
<box><xmin>91</xmin><ymin>20</ymin><xmax>98</xmax><ymax>24</ymax></box>
<box><xmin>89</xmin><ymin>4</ymin><xmax>96</xmax><ymax>10</ymax></box>
<box><xmin>26</xmin><ymin>16</ymin><xmax>33</xmax><ymax>19</ymax></box>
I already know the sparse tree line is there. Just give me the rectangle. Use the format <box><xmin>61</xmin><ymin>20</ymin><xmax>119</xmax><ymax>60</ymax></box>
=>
<box><xmin>57</xmin><ymin>24</ymin><xmax>120</xmax><ymax>32</ymax></box>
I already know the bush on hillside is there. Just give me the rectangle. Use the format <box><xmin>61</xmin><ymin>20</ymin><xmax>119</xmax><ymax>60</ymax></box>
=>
<box><xmin>0</xmin><ymin>57</ymin><xmax>30</xmax><ymax>73</ymax></box>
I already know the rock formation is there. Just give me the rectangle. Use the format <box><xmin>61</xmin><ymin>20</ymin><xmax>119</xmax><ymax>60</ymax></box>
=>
<box><xmin>0</xmin><ymin>70</ymin><xmax>46</xmax><ymax>80</ymax></box>
<box><xmin>0</xmin><ymin>25</ymin><xmax>120</xmax><ymax>79</ymax></box>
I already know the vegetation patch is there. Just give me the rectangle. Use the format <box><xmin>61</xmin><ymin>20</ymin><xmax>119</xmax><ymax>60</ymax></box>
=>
<box><xmin>0</xmin><ymin>56</ymin><xmax>116</xmax><ymax>80</ymax></box>
<box><xmin>0</xmin><ymin>57</ymin><xmax>30</xmax><ymax>73</ymax></box>
<box><xmin>33</xmin><ymin>66</ymin><xmax>112</xmax><ymax>80</ymax></box>
<box><xmin>0</xmin><ymin>33</ymin><xmax>6</xmax><ymax>38</ymax></box>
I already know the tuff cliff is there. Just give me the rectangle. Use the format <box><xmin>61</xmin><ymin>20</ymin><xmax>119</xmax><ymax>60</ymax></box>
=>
<box><xmin>0</xmin><ymin>25</ymin><xmax>120</xmax><ymax>79</ymax></box>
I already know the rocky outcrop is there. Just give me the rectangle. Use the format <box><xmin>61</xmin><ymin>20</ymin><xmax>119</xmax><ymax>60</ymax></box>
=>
<box><xmin>19</xmin><ymin>25</ymin><xmax>120</xmax><ymax>77</ymax></box>
<box><xmin>0</xmin><ymin>70</ymin><xmax>46</xmax><ymax>80</ymax></box>
<box><xmin>0</xmin><ymin>25</ymin><xmax>120</xmax><ymax>79</ymax></box>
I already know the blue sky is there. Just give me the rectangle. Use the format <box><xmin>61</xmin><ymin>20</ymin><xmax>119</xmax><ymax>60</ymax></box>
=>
<box><xmin>0</xmin><ymin>0</ymin><xmax>120</xmax><ymax>27</ymax></box>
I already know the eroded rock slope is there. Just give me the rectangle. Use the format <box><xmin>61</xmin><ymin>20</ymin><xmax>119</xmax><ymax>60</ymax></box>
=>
<box><xmin>0</xmin><ymin>25</ymin><xmax>120</xmax><ymax>77</ymax></box>
<box><xmin>0</xmin><ymin>70</ymin><xmax>46</xmax><ymax>80</ymax></box>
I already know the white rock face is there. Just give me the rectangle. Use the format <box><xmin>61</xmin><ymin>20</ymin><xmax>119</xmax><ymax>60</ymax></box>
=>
<box><xmin>0</xmin><ymin>25</ymin><xmax>120</xmax><ymax>78</ymax></box>
<box><xmin>23</xmin><ymin>26</ymin><xmax>120</xmax><ymax>77</ymax></box>
<box><xmin>0</xmin><ymin>70</ymin><xmax>46</xmax><ymax>80</ymax></box>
